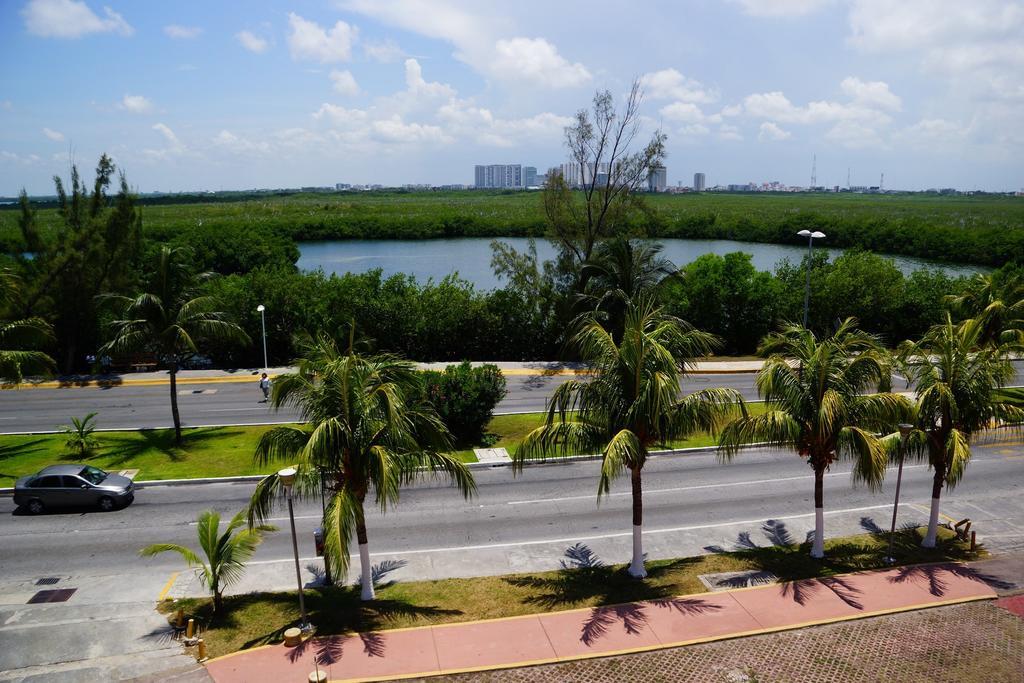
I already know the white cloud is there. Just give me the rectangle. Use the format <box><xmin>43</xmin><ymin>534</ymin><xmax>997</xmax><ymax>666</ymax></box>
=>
<box><xmin>660</xmin><ymin>102</ymin><xmax>709</xmax><ymax>124</ymax></box>
<box><xmin>743</xmin><ymin>82</ymin><xmax>896</xmax><ymax>127</ymax></box>
<box><xmin>118</xmin><ymin>94</ymin><xmax>153</xmax><ymax>113</ymax></box>
<box><xmin>730</xmin><ymin>0</ymin><xmax>831</xmax><ymax>17</ymax></box>
<box><xmin>758</xmin><ymin>121</ymin><xmax>791</xmax><ymax>141</ymax></box>
<box><xmin>236</xmin><ymin>30</ymin><xmax>268</xmax><ymax>54</ymax></box>
<box><xmin>840</xmin><ymin>76</ymin><xmax>901</xmax><ymax>111</ymax></box>
<box><xmin>212</xmin><ymin>130</ymin><xmax>272</xmax><ymax>155</ymax></box>
<box><xmin>371</xmin><ymin>116</ymin><xmax>450</xmax><ymax>144</ymax></box>
<box><xmin>330</xmin><ymin>70</ymin><xmax>360</xmax><ymax>96</ymax></box>
<box><xmin>164</xmin><ymin>24</ymin><xmax>202</xmax><ymax>39</ymax></box>
<box><xmin>343</xmin><ymin>1</ymin><xmax>588</xmax><ymax>88</ymax></box>
<box><xmin>363</xmin><ymin>38</ymin><xmax>403</xmax><ymax>63</ymax></box>
<box><xmin>895</xmin><ymin>118</ymin><xmax>970</xmax><ymax>147</ymax></box>
<box><xmin>152</xmin><ymin>123</ymin><xmax>180</xmax><ymax>146</ymax></box>
<box><xmin>1</xmin><ymin>151</ymin><xmax>43</xmax><ymax>165</ymax></box>
<box><xmin>404</xmin><ymin>59</ymin><xmax>456</xmax><ymax>98</ymax></box>
<box><xmin>640</xmin><ymin>69</ymin><xmax>718</xmax><ymax>104</ymax></box>
<box><xmin>22</xmin><ymin>0</ymin><xmax>133</xmax><ymax>38</ymax></box>
<box><xmin>490</xmin><ymin>37</ymin><xmax>591</xmax><ymax>88</ymax></box>
<box><xmin>825</xmin><ymin>120</ymin><xmax>886</xmax><ymax>148</ymax></box>
<box><xmin>287</xmin><ymin>13</ymin><xmax>356</xmax><ymax>63</ymax></box>
<box><xmin>718</xmin><ymin>124</ymin><xmax>743</xmax><ymax>141</ymax></box>
<box><xmin>42</xmin><ymin>127</ymin><xmax>64</xmax><ymax>141</ymax></box>
<box><xmin>847</xmin><ymin>1</ymin><xmax>1024</xmax><ymax>104</ymax></box>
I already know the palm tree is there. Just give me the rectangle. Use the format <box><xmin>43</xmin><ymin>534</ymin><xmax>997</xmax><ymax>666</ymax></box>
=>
<box><xmin>575</xmin><ymin>237</ymin><xmax>678</xmax><ymax>342</ymax></box>
<box><xmin>945</xmin><ymin>269</ymin><xmax>1024</xmax><ymax>348</ymax></box>
<box><xmin>899</xmin><ymin>315</ymin><xmax>1023</xmax><ymax>547</ymax></box>
<box><xmin>514</xmin><ymin>297</ymin><xmax>738</xmax><ymax>577</ymax></box>
<box><xmin>719</xmin><ymin>319</ymin><xmax>909</xmax><ymax>558</ymax></box>
<box><xmin>62</xmin><ymin>412</ymin><xmax>100</xmax><ymax>457</ymax></box>
<box><xmin>0</xmin><ymin>267</ymin><xmax>55</xmax><ymax>383</ymax></box>
<box><xmin>140</xmin><ymin>508</ymin><xmax>275</xmax><ymax>614</ymax></box>
<box><xmin>247</xmin><ymin>335</ymin><xmax>475</xmax><ymax>600</ymax></box>
<box><xmin>100</xmin><ymin>247</ymin><xmax>249</xmax><ymax>445</ymax></box>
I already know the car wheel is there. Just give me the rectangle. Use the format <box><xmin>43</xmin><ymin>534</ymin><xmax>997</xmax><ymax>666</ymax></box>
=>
<box><xmin>98</xmin><ymin>496</ymin><xmax>116</xmax><ymax>512</ymax></box>
<box><xmin>26</xmin><ymin>499</ymin><xmax>44</xmax><ymax>515</ymax></box>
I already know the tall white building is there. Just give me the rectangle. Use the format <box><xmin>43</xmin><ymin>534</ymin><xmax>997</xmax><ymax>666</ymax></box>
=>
<box><xmin>474</xmin><ymin>164</ymin><xmax>523</xmax><ymax>188</ymax></box>
<box><xmin>648</xmin><ymin>165</ymin><xmax>667</xmax><ymax>192</ymax></box>
<box><xmin>693</xmin><ymin>172</ymin><xmax>706</xmax><ymax>192</ymax></box>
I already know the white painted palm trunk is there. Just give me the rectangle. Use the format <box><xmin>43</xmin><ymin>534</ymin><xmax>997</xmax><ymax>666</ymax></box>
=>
<box><xmin>810</xmin><ymin>507</ymin><xmax>825</xmax><ymax>558</ymax></box>
<box><xmin>922</xmin><ymin>498</ymin><xmax>941</xmax><ymax>548</ymax></box>
<box><xmin>627</xmin><ymin>525</ymin><xmax>647</xmax><ymax>578</ymax></box>
<box><xmin>359</xmin><ymin>543</ymin><xmax>375</xmax><ymax>600</ymax></box>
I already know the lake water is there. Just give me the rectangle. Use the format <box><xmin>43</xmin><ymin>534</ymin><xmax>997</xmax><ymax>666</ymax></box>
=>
<box><xmin>297</xmin><ymin>238</ymin><xmax>983</xmax><ymax>289</ymax></box>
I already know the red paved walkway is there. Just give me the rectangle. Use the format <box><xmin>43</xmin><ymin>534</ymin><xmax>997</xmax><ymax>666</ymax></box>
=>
<box><xmin>204</xmin><ymin>563</ymin><xmax>996</xmax><ymax>683</ymax></box>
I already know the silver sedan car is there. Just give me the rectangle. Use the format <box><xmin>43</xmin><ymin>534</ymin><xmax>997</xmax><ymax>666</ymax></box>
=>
<box><xmin>13</xmin><ymin>464</ymin><xmax>135</xmax><ymax>514</ymax></box>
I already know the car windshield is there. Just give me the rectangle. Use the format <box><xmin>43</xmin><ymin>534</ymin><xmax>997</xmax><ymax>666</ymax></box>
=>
<box><xmin>79</xmin><ymin>466</ymin><xmax>107</xmax><ymax>485</ymax></box>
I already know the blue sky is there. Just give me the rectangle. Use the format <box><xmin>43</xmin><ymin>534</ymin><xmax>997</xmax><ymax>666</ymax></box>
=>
<box><xmin>2</xmin><ymin>0</ymin><xmax>1023</xmax><ymax>194</ymax></box>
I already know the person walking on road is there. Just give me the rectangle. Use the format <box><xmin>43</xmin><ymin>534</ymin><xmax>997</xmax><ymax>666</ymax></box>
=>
<box><xmin>259</xmin><ymin>373</ymin><xmax>271</xmax><ymax>403</ymax></box>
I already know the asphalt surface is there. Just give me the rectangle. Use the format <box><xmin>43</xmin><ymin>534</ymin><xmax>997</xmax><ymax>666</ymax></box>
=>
<box><xmin>0</xmin><ymin>371</ymin><xmax>766</xmax><ymax>433</ymax></box>
<box><xmin>2</xmin><ymin>440</ymin><xmax>1022</xmax><ymax>589</ymax></box>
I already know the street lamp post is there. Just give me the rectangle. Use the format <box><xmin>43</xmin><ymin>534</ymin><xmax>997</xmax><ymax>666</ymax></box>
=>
<box><xmin>278</xmin><ymin>467</ymin><xmax>312</xmax><ymax>633</ymax></box>
<box><xmin>256</xmin><ymin>305</ymin><xmax>268</xmax><ymax>372</ymax></box>
<box><xmin>796</xmin><ymin>230</ymin><xmax>826</xmax><ymax>328</ymax></box>
<box><xmin>885</xmin><ymin>424</ymin><xmax>915</xmax><ymax>564</ymax></box>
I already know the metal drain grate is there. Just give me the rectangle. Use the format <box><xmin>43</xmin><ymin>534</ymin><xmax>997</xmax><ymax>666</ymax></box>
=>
<box><xmin>35</xmin><ymin>577</ymin><xmax>60</xmax><ymax>586</ymax></box>
<box><xmin>28</xmin><ymin>588</ymin><xmax>76</xmax><ymax>604</ymax></box>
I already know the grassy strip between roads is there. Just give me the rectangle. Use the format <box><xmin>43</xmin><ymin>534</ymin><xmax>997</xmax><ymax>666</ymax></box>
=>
<box><xmin>0</xmin><ymin>406</ymin><xmax>766</xmax><ymax>487</ymax></box>
<box><xmin>162</xmin><ymin>527</ymin><xmax>980</xmax><ymax>660</ymax></box>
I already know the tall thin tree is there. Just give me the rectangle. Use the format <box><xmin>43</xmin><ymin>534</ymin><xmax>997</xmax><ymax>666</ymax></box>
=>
<box><xmin>101</xmin><ymin>246</ymin><xmax>249</xmax><ymax>445</ymax></box>
<box><xmin>898</xmin><ymin>315</ymin><xmax>1023</xmax><ymax>547</ymax></box>
<box><xmin>515</xmin><ymin>298</ymin><xmax>738</xmax><ymax>577</ymax></box>
<box><xmin>719</xmin><ymin>319</ymin><xmax>909</xmax><ymax>557</ymax></box>
<box><xmin>247</xmin><ymin>335</ymin><xmax>475</xmax><ymax>600</ymax></box>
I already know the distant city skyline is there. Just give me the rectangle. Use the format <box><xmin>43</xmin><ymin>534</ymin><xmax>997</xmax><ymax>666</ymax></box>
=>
<box><xmin>2</xmin><ymin>1</ymin><xmax>1023</xmax><ymax>195</ymax></box>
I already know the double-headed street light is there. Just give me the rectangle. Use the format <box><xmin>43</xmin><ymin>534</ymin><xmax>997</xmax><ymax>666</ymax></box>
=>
<box><xmin>797</xmin><ymin>230</ymin><xmax>826</xmax><ymax>328</ymax></box>
<box><xmin>278</xmin><ymin>467</ymin><xmax>312</xmax><ymax>633</ymax></box>
<box><xmin>256</xmin><ymin>305</ymin><xmax>268</xmax><ymax>372</ymax></box>
<box><xmin>885</xmin><ymin>424</ymin><xmax>915</xmax><ymax>565</ymax></box>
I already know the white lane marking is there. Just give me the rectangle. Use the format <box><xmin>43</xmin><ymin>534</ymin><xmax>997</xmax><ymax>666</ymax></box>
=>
<box><xmin>245</xmin><ymin>503</ymin><xmax>896</xmax><ymax>565</ymax></box>
<box><xmin>506</xmin><ymin>465</ymin><xmax>929</xmax><ymax>506</ymax></box>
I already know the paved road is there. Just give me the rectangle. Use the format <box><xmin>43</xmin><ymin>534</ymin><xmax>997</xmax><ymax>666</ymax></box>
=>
<box><xmin>0</xmin><ymin>371</ymin><xmax>763</xmax><ymax>433</ymax></box>
<box><xmin>2</xmin><ymin>440</ymin><xmax>1021</xmax><ymax>592</ymax></box>
<box><xmin>3</xmin><ymin>362</ymin><xmax>1020</xmax><ymax>434</ymax></box>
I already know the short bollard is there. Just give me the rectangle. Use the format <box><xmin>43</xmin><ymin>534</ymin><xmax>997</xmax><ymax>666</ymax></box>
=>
<box><xmin>283</xmin><ymin>627</ymin><xmax>303</xmax><ymax>647</ymax></box>
<box><xmin>186</xmin><ymin>618</ymin><xmax>195</xmax><ymax>640</ymax></box>
<box><xmin>970</xmin><ymin>530</ymin><xmax>977</xmax><ymax>552</ymax></box>
<box><xmin>197</xmin><ymin>639</ymin><xmax>208</xmax><ymax>662</ymax></box>
<box><xmin>175</xmin><ymin>609</ymin><xmax>185</xmax><ymax>629</ymax></box>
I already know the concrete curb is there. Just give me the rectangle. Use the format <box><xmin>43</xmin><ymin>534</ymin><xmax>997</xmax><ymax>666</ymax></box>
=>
<box><xmin>0</xmin><ymin>442</ymin><xmax>750</xmax><ymax>495</ymax></box>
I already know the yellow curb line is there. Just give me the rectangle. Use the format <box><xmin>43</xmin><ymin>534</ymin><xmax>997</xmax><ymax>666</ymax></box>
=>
<box><xmin>327</xmin><ymin>594</ymin><xmax>995</xmax><ymax>683</ymax></box>
<box><xmin>157</xmin><ymin>572</ymin><xmax>179</xmax><ymax>602</ymax></box>
<box><xmin>3</xmin><ymin>366</ymin><xmax>762</xmax><ymax>390</ymax></box>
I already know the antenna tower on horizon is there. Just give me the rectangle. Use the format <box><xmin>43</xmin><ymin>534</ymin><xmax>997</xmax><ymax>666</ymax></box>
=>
<box><xmin>847</xmin><ymin>167</ymin><xmax>851</xmax><ymax>189</ymax></box>
<box><xmin>880</xmin><ymin>172</ymin><xmax>884</xmax><ymax>191</ymax></box>
<box><xmin>810</xmin><ymin>154</ymin><xmax>816</xmax><ymax>189</ymax></box>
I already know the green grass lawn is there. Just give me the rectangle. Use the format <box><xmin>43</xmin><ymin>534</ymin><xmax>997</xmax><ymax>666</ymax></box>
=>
<box><xmin>165</xmin><ymin>526</ymin><xmax>980</xmax><ymax>659</ymax></box>
<box><xmin>0</xmin><ymin>405</ymin><xmax>769</xmax><ymax>487</ymax></box>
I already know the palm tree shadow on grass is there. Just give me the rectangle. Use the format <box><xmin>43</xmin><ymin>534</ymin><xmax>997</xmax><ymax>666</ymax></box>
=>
<box><xmin>507</xmin><ymin>544</ymin><xmax>719</xmax><ymax>647</ymax></box>
<box><xmin>0</xmin><ymin>438</ymin><xmax>49</xmax><ymax>463</ymax></box>
<box><xmin>228</xmin><ymin>586</ymin><xmax>463</xmax><ymax>656</ymax></box>
<box><xmin>96</xmin><ymin>427</ymin><xmax>235</xmax><ymax>466</ymax></box>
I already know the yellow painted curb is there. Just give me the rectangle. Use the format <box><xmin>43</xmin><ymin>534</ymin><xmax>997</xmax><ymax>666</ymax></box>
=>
<box><xmin>157</xmin><ymin>572</ymin><xmax>179</xmax><ymax>602</ymax></box>
<box><xmin>2</xmin><ymin>365</ymin><xmax>762</xmax><ymax>390</ymax></box>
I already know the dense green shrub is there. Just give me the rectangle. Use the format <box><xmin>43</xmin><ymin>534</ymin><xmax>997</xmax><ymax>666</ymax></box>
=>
<box><xmin>420</xmin><ymin>361</ymin><xmax>508</xmax><ymax>445</ymax></box>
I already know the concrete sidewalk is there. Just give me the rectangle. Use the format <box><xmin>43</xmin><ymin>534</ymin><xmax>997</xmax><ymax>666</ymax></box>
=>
<box><xmin>202</xmin><ymin>562</ymin><xmax>1000</xmax><ymax>683</ymax></box>
<box><xmin>1</xmin><ymin>359</ymin><xmax>765</xmax><ymax>390</ymax></box>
